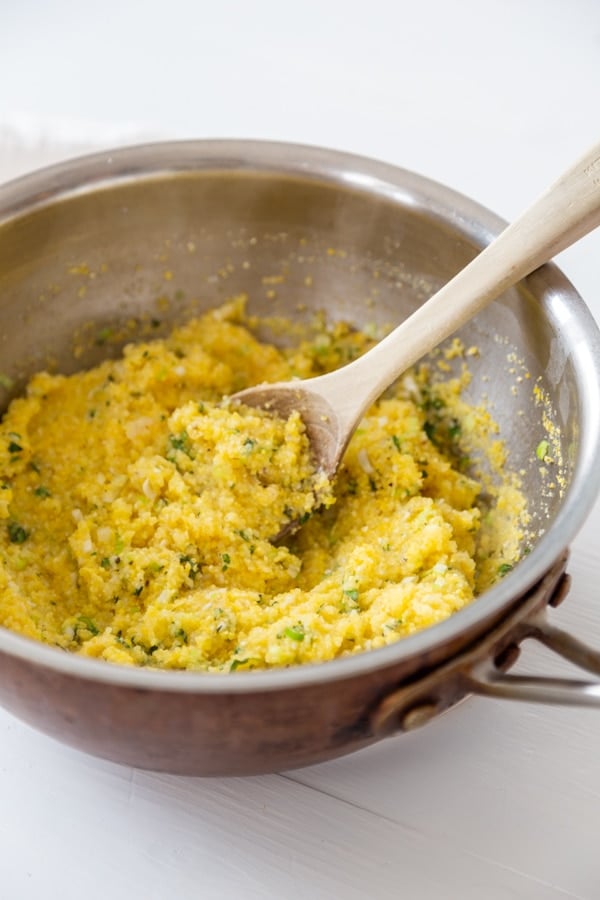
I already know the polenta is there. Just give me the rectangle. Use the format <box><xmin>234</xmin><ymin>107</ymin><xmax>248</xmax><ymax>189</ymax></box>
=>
<box><xmin>0</xmin><ymin>299</ymin><xmax>524</xmax><ymax>670</ymax></box>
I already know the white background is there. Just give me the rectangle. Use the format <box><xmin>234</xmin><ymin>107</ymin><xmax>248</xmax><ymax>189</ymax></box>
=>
<box><xmin>1</xmin><ymin>2</ymin><xmax>600</xmax><ymax>897</ymax></box>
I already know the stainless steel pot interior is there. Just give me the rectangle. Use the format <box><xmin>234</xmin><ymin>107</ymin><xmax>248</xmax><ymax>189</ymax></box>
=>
<box><xmin>0</xmin><ymin>140</ymin><xmax>598</xmax><ymax>774</ymax></box>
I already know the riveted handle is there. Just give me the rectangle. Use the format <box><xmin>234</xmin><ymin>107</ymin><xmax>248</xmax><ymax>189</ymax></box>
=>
<box><xmin>370</xmin><ymin>554</ymin><xmax>600</xmax><ymax>737</ymax></box>
<box><xmin>465</xmin><ymin>603</ymin><xmax>600</xmax><ymax>707</ymax></box>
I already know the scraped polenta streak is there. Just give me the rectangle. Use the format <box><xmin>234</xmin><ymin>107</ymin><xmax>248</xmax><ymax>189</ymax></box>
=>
<box><xmin>0</xmin><ymin>299</ymin><xmax>523</xmax><ymax>671</ymax></box>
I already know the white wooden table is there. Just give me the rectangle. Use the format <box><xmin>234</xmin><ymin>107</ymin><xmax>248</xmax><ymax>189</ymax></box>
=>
<box><xmin>1</xmin><ymin>2</ymin><xmax>600</xmax><ymax>897</ymax></box>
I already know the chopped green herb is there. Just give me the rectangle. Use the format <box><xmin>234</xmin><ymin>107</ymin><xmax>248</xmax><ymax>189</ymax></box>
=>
<box><xmin>345</xmin><ymin>477</ymin><xmax>358</xmax><ymax>496</ymax></box>
<box><xmin>536</xmin><ymin>439</ymin><xmax>549</xmax><ymax>461</ymax></box>
<box><xmin>448</xmin><ymin>419</ymin><xmax>462</xmax><ymax>439</ymax></box>
<box><xmin>498</xmin><ymin>563</ymin><xmax>514</xmax><ymax>577</ymax></box>
<box><xmin>424</xmin><ymin>421</ymin><xmax>436</xmax><ymax>441</ymax></box>
<box><xmin>242</xmin><ymin>437</ymin><xmax>257</xmax><ymax>453</ymax></box>
<box><xmin>34</xmin><ymin>485</ymin><xmax>51</xmax><ymax>498</ymax></box>
<box><xmin>179</xmin><ymin>554</ymin><xmax>202</xmax><ymax>578</ymax></box>
<box><xmin>28</xmin><ymin>461</ymin><xmax>41</xmax><ymax>474</ymax></box>
<box><xmin>8</xmin><ymin>522</ymin><xmax>28</xmax><ymax>543</ymax></box>
<box><xmin>168</xmin><ymin>430</ymin><xmax>193</xmax><ymax>459</ymax></box>
<box><xmin>221</xmin><ymin>552</ymin><xmax>231</xmax><ymax>571</ymax></box>
<box><xmin>284</xmin><ymin>624</ymin><xmax>305</xmax><ymax>642</ymax></box>
<box><xmin>343</xmin><ymin>588</ymin><xmax>359</xmax><ymax>603</ymax></box>
<box><xmin>230</xmin><ymin>658</ymin><xmax>249</xmax><ymax>671</ymax></box>
<box><xmin>392</xmin><ymin>434</ymin><xmax>402</xmax><ymax>452</ymax></box>
<box><xmin>8</xmin><ymin>440</ymin><xmax>22</xmax><ymax>454</ymax></box>
<box><xmin>100</xmin><ymin>557</ymin><xmax>111</xmax><ymax>569</ymax></box>
<box><xmin>422</xmin><ymin>395</ymin><xmax>444</xmax><ymax>411</ymax></box>
<box><xmin>95</xmin><ymin>326</ymin><xmax>113</xmax><ymax>345</ymax></box>
<box><xmin>77</xmin><ymin>615</ymin><xmax>99</xmax><ymax>635</ymax></box>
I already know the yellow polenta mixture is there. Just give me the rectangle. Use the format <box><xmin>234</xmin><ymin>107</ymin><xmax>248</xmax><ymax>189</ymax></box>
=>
<box><xmin>0</xmin><ymin>299</ymin><xmax>525</xmax><ymax>671</ymax></box>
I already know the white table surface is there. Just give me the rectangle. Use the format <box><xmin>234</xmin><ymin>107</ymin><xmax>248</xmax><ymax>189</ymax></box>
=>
<box><xmin>1</xmin><ymin>2</ymin><xmax>600</xmax><ymax>897</ymax></box>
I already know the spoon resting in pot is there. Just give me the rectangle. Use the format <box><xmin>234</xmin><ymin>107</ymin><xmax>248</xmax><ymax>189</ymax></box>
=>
<box><xmin>234</xmin><ymin>142</ymin><xmax>600</xmax><ymax>523</ymax></box>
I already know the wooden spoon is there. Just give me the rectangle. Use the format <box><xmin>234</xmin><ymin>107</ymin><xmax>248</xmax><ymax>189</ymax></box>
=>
<box><xmin>235</xmin><ymin>143</ymin><xmax>600</xmax><ymax>482</ymax></box>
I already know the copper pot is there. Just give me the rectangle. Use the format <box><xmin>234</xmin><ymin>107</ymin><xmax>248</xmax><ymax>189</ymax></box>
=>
<box><xmin>0</xmin><ymin>141</ymin><xmax>599</xmax><ymax>775</ymax></box>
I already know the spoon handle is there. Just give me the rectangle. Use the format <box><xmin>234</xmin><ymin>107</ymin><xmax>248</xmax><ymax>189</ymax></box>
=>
<box><xmin>317</xmin><ymin>141</ymin><xmax>600</xmax><ymax>432</ymax></box>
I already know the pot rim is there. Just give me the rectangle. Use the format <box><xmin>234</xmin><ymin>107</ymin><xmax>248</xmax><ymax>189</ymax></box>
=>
<box><xmin>0</xmin><ymin>138</ymin><xmax>599</xmax><ymax>694</ymax></box>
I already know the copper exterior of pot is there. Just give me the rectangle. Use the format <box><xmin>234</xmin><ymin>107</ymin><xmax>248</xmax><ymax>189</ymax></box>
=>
<box><xmin>0</xmin><ymin>141</ymin><xmax>599</xmax><ymax>775</ymax></box>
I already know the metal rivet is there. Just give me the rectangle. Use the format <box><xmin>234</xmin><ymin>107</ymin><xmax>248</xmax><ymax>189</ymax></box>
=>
<box><xmin>549</xmin><ymin>572</ymin><xmax>572</xmax><ymax>608</ymax></box>
<box><xmin>494</xmin><ymin>643</ymin><xmax>520</xmax><ymax>671</ymax></box>
<box><xmin>401</xmin><ymin>702</ymin><xmax>439</xmax><ymax>731</ymax></box>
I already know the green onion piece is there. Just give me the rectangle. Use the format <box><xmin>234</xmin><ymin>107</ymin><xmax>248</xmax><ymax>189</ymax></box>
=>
<box><xmin>536</xmin><ymin>440</ymin><xmax>549</xmax><ymax>461</ymax></box>
<box><xmin>77</xmin><ymin>615</ymin><xmax>99</xmax><ymax>635</ymax></box>
<box><xmin>498</xmin><ymin>563</ymin><xmax>514</xmax><ymax>577</ymax></box>
<box><xmin>284</xmin><ymin>624</ymin><xmax>305</xmax><ymax>642</ymax></box>
<box><xmin>343</xmin><ymin>588</ymin><xmax>359</xmax><ymax>602</ymax></box>
<box><xmin>230</xmin><ymin>658</ymin><xmax>249</xmax><ymax>671</ymax></box>
<box><xmin>34</xmin><ymin>485</ymin><xmax>51</xmax><ymax>498</ymax></box>
<box><xmin>392</xmin><ymin>434</ymin><xmax>402</xmax><ymax>452</ymax></box>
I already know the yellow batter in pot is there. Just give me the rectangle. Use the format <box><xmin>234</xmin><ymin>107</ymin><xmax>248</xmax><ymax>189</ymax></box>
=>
<box><xmin>0</xmin><ymin>298</ymin><xmax>526</xmax><ymax>670</ymax></box>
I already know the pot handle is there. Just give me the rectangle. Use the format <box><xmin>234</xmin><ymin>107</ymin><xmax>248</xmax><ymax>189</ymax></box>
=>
<box><xmin>464</xmin><ymin>606</ymin><xmax>600</xmax><ymax>707</ymax></box>
<box><xmin>370</xmin><ymin>556</ymin><xmax>600</xmax><ymax>737</ymax></box>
